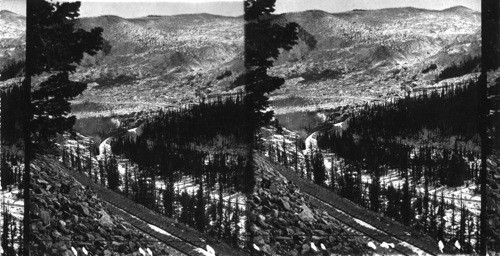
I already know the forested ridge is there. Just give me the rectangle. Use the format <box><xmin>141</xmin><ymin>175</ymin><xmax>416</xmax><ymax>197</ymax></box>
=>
<box><xmin>74</xmin><ymin>96</ymin><xmax>254</xmax><ymax>248</ymax></box>
<box><xmin>345</xmin><ymin>79</ymin><xmax>478</xmax><ymax>140</ymax></box>
<box><xmin>266</xmin><ymin>80</ymin><xmax>481</xmax><ymax>253</ymax></box>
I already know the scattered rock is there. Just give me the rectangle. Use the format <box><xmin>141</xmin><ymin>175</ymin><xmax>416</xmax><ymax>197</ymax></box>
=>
<box><xmin>31</xmin><ymin>156</ymin><xmax>174</xmax><ymax>255</ymax></box>
<box><xmin>298</xmin><ymin>205</ymin><xmax>315</xmax><ymax>222</ymax></box>
<box><xmin>254</xmin><ymin>236</ymin><xmax>265</xmax><ymax>246</ymax></box>
<box><xmin>278</xmin><ymin>198</ymin><xmax>291</xmax><ymax>211</ymax></box>
<box><xmin>40</xmin><ymin>210</ymin><xmax>51</xmax><ymax>225</ymax></box>
<box><xmin>301</xmin><ymin>243</ymin><xmax>310</xmax><ymax>254</ymax></box>
<box><xmin>250</xmin><ymin>155</ymin><xmax>367</xmax><ymax>255</ymax></box>
<box><xmin>98</xmin><ymin>210</ymin><xmax>114</xmax><ymax>227</ymax></box>
<box><xmin>76</xmin><ymin>204</ymin><xmax>90</xmax><ymax>216</ymax></box>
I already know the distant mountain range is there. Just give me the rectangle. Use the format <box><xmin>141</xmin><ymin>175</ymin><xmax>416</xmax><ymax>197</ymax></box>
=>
<box><xmin>77</xmin><ymin>13</ymin><xmax>243</xmax><ymax>74</ymax></box>
<box><xmin>0</xmin><ymin>10</ymin><xmax>25</xmax><ymax>69</ymax></box>
<box><xmin>68</xmin><ymin>13</ymin><xmax>244</xmax><ymax>116</ymax></box>
<box><xmin>76</xmin><ymin>1</ymin><xmax>243</xmax><ymax>18</ymax></box>
<box><xmin>0</xmin><ymin>6</ymin><xmax>481</xmax><ymax>116</ymax></box>
<box><xmin>273</xmin><ymin>6</ymin><xmax>480</xmax><ymax>72</ymax></box>
<box><xmin>267</xmin><ymin>6</ymin><xmax>480</xmax><ymax>113</ymax></box>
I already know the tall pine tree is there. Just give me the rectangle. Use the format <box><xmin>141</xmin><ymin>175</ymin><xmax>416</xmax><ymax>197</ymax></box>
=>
<box><xmin>243</xmin><ymin>0</ymin><xmax>299</xmax><ymax>126</ymax></box>
<box><xmin>29</xmin><ymin>1</ymin><xmax>104</xmax><ymax>145</ymax></box>
<box><xmin>24</xmin><ymin>3</ymin><xmax>104</xmax><ymax>250</ymax></box>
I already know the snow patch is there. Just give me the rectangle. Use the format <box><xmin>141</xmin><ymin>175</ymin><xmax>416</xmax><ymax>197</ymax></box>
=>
<box><xmin>147</xmin><ymin>224</ymin><xmax>180</xmax><ymax>240</ymax></box>
<box><xmin>353</xmin><ymin>218</ymin><xmax>378</xmax><ymax>230</ymax></box>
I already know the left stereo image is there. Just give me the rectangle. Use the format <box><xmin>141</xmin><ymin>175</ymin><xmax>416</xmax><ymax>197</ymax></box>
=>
<box><xmin>1</xmin><ymin>0</ymin><xmax>26</xmax><ymax>255</ymax></box>
<box><xmin>2</xmin><ymin>0</ymin><xmax>248</xmax><ymax>255</ymax></box>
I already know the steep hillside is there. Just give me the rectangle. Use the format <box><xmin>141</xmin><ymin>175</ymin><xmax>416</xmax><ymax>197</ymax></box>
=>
<box><xmin>0</xmin><ymin>10</ymin><xmax>25</xmax><ymax>69</ymax></box>
<box><xmin>31</xmin><ymin>156</ymin><xmax>180</xmax><ymax>255</ymax></box>
<box><xmin>268</xmin><ymin>6</ymin><xmax>481</xmax><ymax>114</ymax></box>
<box><xmin>251</xmin><ymin>153</ymin><xmax>370</xmax><ymax>255</ymax></box>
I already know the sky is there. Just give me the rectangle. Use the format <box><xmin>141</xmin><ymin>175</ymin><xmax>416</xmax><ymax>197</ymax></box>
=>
<box><xmin>1</xmin><ymin>0</ymin><xmax>25</xmax><ymax>15</ymax></box>
<box><xmin>76</xmin><ymin>1</ymin><xmax>243</xmax><ymax>17</ymax></box>
<box><xmin>1</xmin><ymin>0</ymin><xmax>480</xmax><ymax>17</ymax></box>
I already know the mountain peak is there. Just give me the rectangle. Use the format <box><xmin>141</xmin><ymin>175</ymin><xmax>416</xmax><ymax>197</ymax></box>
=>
<box><xmin>441</xmin><ymin>5</ymin><xmax>474</xmax><ymax>13</ymax></box>
<box><xmin>0</xmin><ymin>10</ymin><xmax>20</xmax><ymax>17</ymax></box>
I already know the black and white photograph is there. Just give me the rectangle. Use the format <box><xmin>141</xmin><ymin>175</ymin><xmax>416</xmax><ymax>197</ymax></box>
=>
<box><xmin>0</xmin><ymin>0</ymin><xmax>26</xmax><ymax>254</ymax></box>
<box><xmin>0</xmin><ymin>0</ymin><xmax>499</xmax><ymax>255</ymax></box>
<box><xmin>248</xmin><ymin>0</ymin><xmax>486</xmax><ymax>255</ymax></box>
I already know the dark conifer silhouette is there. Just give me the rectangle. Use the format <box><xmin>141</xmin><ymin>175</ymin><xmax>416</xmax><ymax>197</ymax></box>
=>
<box><xmin>27</xmin><ymin>1</ymin><xmax>104</xmax><ymax>145</ymax></box>
<box><xmin>1</xmin><ymin>153</ymin><xmax>14</xmax><ymax>190</ymax></box>
<box><xmin>243</xmin><ymin>0</ymin><xmax>299</xmax><ymax>126</ymax></box>
<box><xmin>438</xmin><ymin>192</ymin><xmax>446</xmax><ymax>241</ymax></box>
<box><xmin>437</xmin><ymin>56</ymin><xmax>480</xmax><ymax>81</ymax></box>
<box><xmin>21</xmin><ymin>3</ymin><xmax>104</xmax><ymax>251</ymax></box>
<box><xmin>1</xmin><ymin>208</ymin><xmax>21</xmax><ymax>256</ymax></box>
<box><xmin>311</xmin><ymin>150</ymin><xmax>326</xmax><ymax>185</ymax></box>
<box><xmin>369</xmin><ymin>167</ymin><xmax>381</xmax><ymax>213</ymax></box>
<box><xmin>195</xmin><ymin>183</ymin><xmax>206</xmax><ymax>233</ymax></box>
<box><xmin>0</xmin><ymin>60</ymin><xmax>24</xmax><ymax>81</ymax></box>
<box><xmin>106</xmin><ymin>153</ymin><xmax>120</xmax><ymax>191</ymax></box>
<box><xmin>281</xmin><ymin>137</ymin><xmax>288</xmax><ymax>167</ymax></box>
<box><xmin>1</xmin><ymin>84</ymin><xmax>25</xmax><ymax>146</ymax></box>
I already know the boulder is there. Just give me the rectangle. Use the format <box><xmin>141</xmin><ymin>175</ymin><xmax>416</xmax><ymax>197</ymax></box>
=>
<box><xmin>279</xmin><ymin>198</ymin><xmax>291</xmax><ymax>211</ymax></box>
<box><xmin>272</xmin><ymin>209</ymin><xmax>279</xmax><ymax>217</ymax></box>
<box><xmin>98</xmin><ymin>210</ymin><xmax>114</xmax><ymax>227</ymax></box>
<box><xmin>301</xmin><ymin>243</ymin><xmax>311</xmax><ymax>254</ymax></box>
<box><xmin>260</xmin><ymin>244</ymin><xmax>272</xmax><ymax>255</ymax></box>
<box><xmin>254</xmin><ymin>236</ymin><xmax>266</xmax><ymax>246</ymax></box>
<box><xmin>76</xmin><ymin>204</ymin><xmax>90</xmax><ymax>216</ymax></box>
<box><xmin>40</xmin><ymin>210</ymin><xmax>51</xmax><ymax>225</ymax></box>
<box><xmin>298</xmin><ymin>205</ymin><xmax>315</xmax><ymax>222</ymax></box>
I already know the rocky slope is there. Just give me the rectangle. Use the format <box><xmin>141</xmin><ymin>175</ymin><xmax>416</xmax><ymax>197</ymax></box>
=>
<box><xmin>30</xmin><ymin>155</ymin><xmax>178</xmax><ymax>255</ymax></box>
<box><xmin>249</xmin><ymin>154</ymin><xmax>369</xmax><ymax>255</ymax></box>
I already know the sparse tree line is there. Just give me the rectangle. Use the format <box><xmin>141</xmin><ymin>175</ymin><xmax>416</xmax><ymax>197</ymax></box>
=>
<box><xmin>0</xmin><ymin>150</ymin><xmax>24</xmax><ymax>256</ymax></box>
<box><xmin>317</xmin><ymin>136</ymin><xmax>480</xmax><ymax>187</ymax></box>
<box><xmin>1</xmin><ymin>207</ymin><xmax>24</xmax><ymax>256</ymax></box>
<box><xmin>1</xmin><ymin>153</ymin><xmax>24</xmax><ymax>192</ymax></box>
<box><xmin>0</xmin><ymin>84</ymin><xmax>25</xmax><ymax>255</ymax></box>
<box><xmin>59</xmin><ymin>96</ymin><xmax>251</xmax><ymax>249</ymax></box>
<box><xmin>267</xmin><ymin>138</ymin><xmax>480</xmax><ymax>253</ymax></box>
<box><xmin>1</xmin><ymin>84</ymin><xmax>26</xmax><ymax>256</ymax></box>
<box><xmin>60</xmin><ymin>145</ymin><xmax>246</xmax><ymax>248</ymax></box>
<box><xmin>265</xmin><ymin>79</ymin><xmax>482</xmax><ymax>253</ymax></box>
<box><xmin>0</xmin><ymin>137</ymin><xmax>25</xmax><ymax>256</ymax></box>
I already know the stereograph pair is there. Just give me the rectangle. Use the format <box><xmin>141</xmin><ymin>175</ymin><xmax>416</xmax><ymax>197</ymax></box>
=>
<box><xmin>0</xmin><ymin>0</ymin><xmax>499</xmax><ymax>255</ymax></box>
